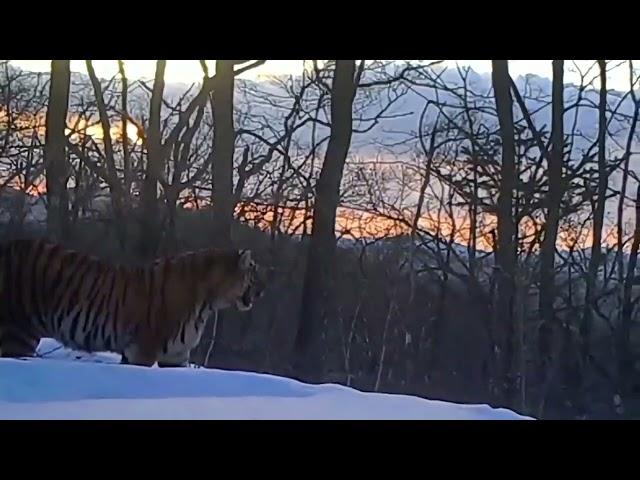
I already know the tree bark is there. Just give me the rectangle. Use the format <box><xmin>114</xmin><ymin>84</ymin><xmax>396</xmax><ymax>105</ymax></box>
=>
<box><xmin>616</xmin><ymin>61</ymin><xmax>640</xmax><ymax>404</ymax></box>
<box><xmin>294</xmin><ymin>60</ymin><xmax>358</xmax><ymax>380</ymax></box>
<box><xmin>618</xmin><ymin>183</ymin><xmax>640</xmax><ymax>400</ymax></box>
<box><xmin>118</xmin><ymin>60</ymin><xmax>132</xmax><ymax>199</ymax></box>
<box><xmin>139</xmin><ymin>60</ymin><xmax>166</xmax><ymax>259</ymax></box>
<box><xmin>538</xmin><ymin>60</ymin><xmax>564</xmax><ymax>386</ymax></box>
<box><xmin>201</xmin><ymin>60</ymin><xmax>241</xmax><ymax>368</ymax></box>
<box><xmin>491</xmin><ymin>60</ymin><xmax>518</xmax><ymax>407</ymax></box>
<box><xmin>86</xmin><ymin>60</ymin><xmax>128</xmax><ymax>250</ymax></box>
<box><xmin>44</xmin><ymin>60</ymin><xmax>71</xmax><ymax>241</ymax></box>
<box><xmin>211</xmin><ymin>60</ymin><xmax>236</xmax><ymax>249</ymax></box>
<box><xmin>582</xmin><ymin>60</ymin><xmax>608</xmax><ymax>375</ymax></box>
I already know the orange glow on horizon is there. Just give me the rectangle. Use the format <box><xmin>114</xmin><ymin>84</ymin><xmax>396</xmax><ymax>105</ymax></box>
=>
<box><xmin>1</xmin><ymin>107</ymin><xmax>142</xmax><ymax>145</ymax></box>
<box><xmin>1</xmin><ymin>110</ymin><xmax>632</xmax><ymax>253</ymax></box>
<box><xmin>0</xmin><ymin>176</ymin><xmax>631</xmax><ymax>252</ymax></box>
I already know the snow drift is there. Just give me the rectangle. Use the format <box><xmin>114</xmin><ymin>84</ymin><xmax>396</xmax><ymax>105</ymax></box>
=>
<box><xmin>0</xmin><ymin>339</ymin><xmax>532</xmax><ymax>420</ymax></box>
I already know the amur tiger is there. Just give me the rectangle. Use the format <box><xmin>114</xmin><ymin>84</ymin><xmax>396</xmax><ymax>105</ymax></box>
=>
<box><xmin>0</xmin><ymin>238</ymin><xmax>264</xmax><ymax>367</ymax></box>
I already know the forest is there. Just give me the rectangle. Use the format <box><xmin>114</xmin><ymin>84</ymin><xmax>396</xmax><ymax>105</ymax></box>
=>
<box><xmin>1</xmin><ymin>59</ymin><xmax>639</xmax><ymax>419</ymax></box>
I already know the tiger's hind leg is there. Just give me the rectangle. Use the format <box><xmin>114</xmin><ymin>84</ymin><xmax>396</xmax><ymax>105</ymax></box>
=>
<box><xmin>0</xmin><ymin>323</ymin><xmax>40</xmax><ymax>359</ymax></box>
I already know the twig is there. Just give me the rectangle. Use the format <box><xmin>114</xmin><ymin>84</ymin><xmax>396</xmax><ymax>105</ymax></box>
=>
<box><xmin>203</xmin><ymin>310</ymin><xmax>219</xmax><ymax>367</ymax></box>
<box><xmin>374</xmin><ymin>299</ymin><xmax>395</xmax><ymax>392</ymax></box>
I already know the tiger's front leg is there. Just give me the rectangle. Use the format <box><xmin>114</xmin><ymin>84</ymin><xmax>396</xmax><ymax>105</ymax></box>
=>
<box><xmin>157</xmin><ymin>350</ymin><xmax>191</xmax><ymax>368</ymax></box>
<box><xmin>121</xmin><ymin>344</ymin><xmax>157</xmax><ymax>367</ymax></box>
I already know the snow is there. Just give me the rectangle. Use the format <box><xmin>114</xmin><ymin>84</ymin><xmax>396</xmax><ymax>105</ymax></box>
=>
<box><xmin>0</xmin><ymin>339</ymin><xmax>532</xmax><ymax>420</ymax></box>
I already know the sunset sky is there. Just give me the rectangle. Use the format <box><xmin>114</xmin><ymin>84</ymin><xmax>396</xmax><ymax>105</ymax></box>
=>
<box><xmin>8</xmin><ymin>60</ymin><xmax>639</xmax><ymax>91</ymax></box>
<box><xmin>4</xmin><ymin>59</ymin><xmax>635</xmax><ymax>248</ymax></box>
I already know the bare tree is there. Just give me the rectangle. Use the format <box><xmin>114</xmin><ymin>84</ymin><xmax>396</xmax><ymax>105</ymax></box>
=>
<box><xmin>491</xmin><ymin>60</ymin><xmax>518</xmax><ymax>406</ymax></box>
<box><xmin>538</xmin><ymin>60</ymin><xmax>565</xmax><ymax>389</ymax></box>
<box><xmin>211</xmin><ymin>60</ymin><xmax>236</xmax><ymax>248</ymax></box>
<box><xmin>618</xmin><ymin>180</ymin><xmax>640</xmax><ymax>403</ymax></box>
<box><xmin>117</xmin><ymin>60</ymin><xmax>132</xmax><ymax>198</ymax></box>
<box><xmin>85</xmin><ymin>60</ymin><xmax>129</xmax><ymax>248</ymax></box>
<box><xmin>581</xmin><ymin>60</ymin><xmax>608</xmax><ymax>379</ymax></box>
<box><xmin>138</xmin><ymin>60</ymin><xmax>166</xmax><ymax>258</ymax></box>
<box><xmin>44</xmin><ymin>60</ymin><xmax>71</xmax><ymax>240</ymax></box>
<box><xmin>294</xmin><ymin>60</ymin><xmax>361</xmax><ymax>379</ymax></box>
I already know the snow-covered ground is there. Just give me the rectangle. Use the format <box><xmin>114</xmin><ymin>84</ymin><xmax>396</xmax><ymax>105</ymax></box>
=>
<box><xmin>0</xmin><ymin>339</ymin><xmax>532</xmax><ymax>420</ymax></box>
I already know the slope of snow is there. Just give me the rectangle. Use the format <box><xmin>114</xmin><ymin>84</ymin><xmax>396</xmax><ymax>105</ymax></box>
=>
<box><xmin>0</xmin><ymin>339</ymin><xmax>532</xmax><ymax>420</ymax></box>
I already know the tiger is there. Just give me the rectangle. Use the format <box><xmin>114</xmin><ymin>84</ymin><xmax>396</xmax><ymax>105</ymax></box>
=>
<box><xmin>0</xmin><ymin>238</ymin><xmax>265</xmax><ymax>367</ymax></box>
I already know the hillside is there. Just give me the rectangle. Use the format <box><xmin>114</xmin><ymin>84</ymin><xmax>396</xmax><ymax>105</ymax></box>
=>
<box><xmin>0</xmin><ymin>339</ymin><xmax>531</xmax><ymax>420</ymax></box>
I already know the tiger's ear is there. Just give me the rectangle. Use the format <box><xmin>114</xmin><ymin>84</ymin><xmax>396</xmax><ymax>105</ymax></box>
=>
<box><xmin>238</xmin><ymin>249</ymin><xmax>252</xmax><ymax>270</ymax></box>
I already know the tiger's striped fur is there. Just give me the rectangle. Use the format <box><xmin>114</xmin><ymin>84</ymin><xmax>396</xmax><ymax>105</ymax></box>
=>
<box><xmin>0</xmin><ymin>239</ymin><xmax>264</xmax><ymax>367</ymax></box>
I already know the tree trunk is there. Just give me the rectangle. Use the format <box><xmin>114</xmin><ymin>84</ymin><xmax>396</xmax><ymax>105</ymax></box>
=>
<box><xmin>616</xmin><ymin>61</ymin><xmax>640</xmax><ymax>406</ymax></box>
<box><xmin>118</xmin><ymin>60</ymin><xmax>132</xmax><ymax>200</ymax></box>
<box><xmin>44</xmin><ymin>60</ymin><xmax>71</xmax><ymax>241</ymax></box>
<box><xmin>139</xmin><ymin>60</ymin><xmax>166</xmax><ymax>260</ymax></box>
<box><xmin>582</xmin><ymin>60</ymin><xmax>608</xmax><ymax>379</ymax></box>
<box><xmin>618</xmin><ymin>183</ymin><xmax>640</xmax><ymax>401</ymax></box>
<box><xmin>615</xmin><ymin>63</ymin><xmax>639</xmax><ymax>383</ymax></box>
<box><xmin>200</xmin><ymin>60</ymin><xmax>238</xmax><ymax>368</ymax></box>
<box><xmin>491</xmin><ymin>60</ymin><xmax>518</xmax><ymax>407</ymax></box>
<box><xmin>211</xmin><ymin>60</ymin><xmax>236</xmax><ymax>249</ymax></box>
<box><xmin>294</xmin><ymin>60</ymin><xmax>357</xmax><ymax>380</ymax></box>
<box><xmin>86</xmin><ymin>60</ymin><xmax>128</xmax><ymax>250</ymax></box>
<box><xmin>538</xmin><ymin>60</ymin><xmax>564</xmax><ymax>388</ymax></box>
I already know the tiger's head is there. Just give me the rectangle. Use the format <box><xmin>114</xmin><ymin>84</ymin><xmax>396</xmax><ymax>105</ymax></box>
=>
<box><xmin>209</xmin><ymin>249</ymin><xmax>265</xmax><ymax>312</ymax></box>
<box><xmin>233</xmin><ymin>249</ymin><xmax>265</xmax><ymax>311</ymax></box>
